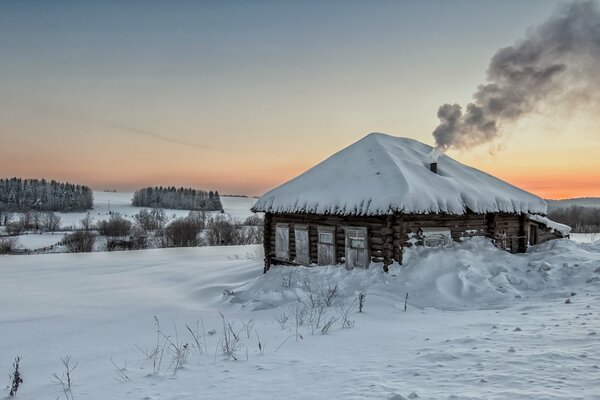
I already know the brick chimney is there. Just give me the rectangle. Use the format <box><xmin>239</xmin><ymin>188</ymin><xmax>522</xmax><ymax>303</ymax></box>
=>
<box><xmin>430</xmin><ymin>162</ymin><xmax>438</xmax><ymax>174</ymax></box>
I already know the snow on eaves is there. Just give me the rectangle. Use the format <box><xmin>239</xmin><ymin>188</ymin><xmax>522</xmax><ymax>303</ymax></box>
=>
<box><xmin>252</xmin><ymin>133</ymin><xmax>548</xmax><ymax>216</ymax></box>
<box><xmin>527</xmin><ymin>214</ymin><xmax>572</xmax><ymax>237</ymax></box>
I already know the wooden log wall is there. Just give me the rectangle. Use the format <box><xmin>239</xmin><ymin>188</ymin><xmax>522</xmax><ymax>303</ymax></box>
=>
<box><xmin>264</xmin><ymin>211</ymin><xmax>529</xmax><ymax>269</ymax></box>
<box><xmin>267</xmin><ymin>213</ymin><xmax>388</xmax><ymax>265</ymax></box>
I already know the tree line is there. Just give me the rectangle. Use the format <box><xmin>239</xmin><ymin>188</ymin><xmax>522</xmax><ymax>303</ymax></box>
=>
<box><xmin>0</xmin><ymin>178</ymin><xmax>93</xmax><ymax>212</ymax></box>
<box><xmin>132</xmin><ymin>187</ymin><xmax>223</xmax><ymax>211</ymax></box>
<box><xmin>548</xmin><ymin>205</ymin><xmax>600</xmax><ymax>233</ymax></box>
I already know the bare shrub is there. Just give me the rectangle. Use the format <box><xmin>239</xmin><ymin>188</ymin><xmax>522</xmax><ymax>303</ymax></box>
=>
<box><xmin>276</xmin><ymin>312</ymin><xmax>289</xmax><ymax>330</ymax></box>
<box><xmin>134</xmin><ymin>208</ymin><xmax>167</xmax><ymax>232</ymax></box>
<box><xmin>237</xmin><ymin>226</ymin><xmax>262</xmax><ymax>245</ymax></box>
<box><xmin>52</xmin><ymin>355</ymin><xmax>76</xmax><ymax>400</ymax></box>
<box><xmin>205</xmin><ymin>218</ymin><xmax>239</xmax><ymax>246</ymax></box>
<box><xmin>80</xmin><ymin>213</ymin><xmax>94</xmax><ymax>231</ymax></box>
<box><xmin>358</xmin><ymin>291</ymin><xmax>366</xmax><ymax>313</ymax></box>
<box><xmin>136</xmin><ymin>316</ymin><xmax>168</xmax><ymax>375</ymax></box>
<box><xmin>287</xmin><ymin>301</ymin><xmax>308</xmax><ymax>341</ymax></box>
<box><xmin>41</xmin><ymin>212</ymin><xmax>61</xmax><ymax>232</ymax></box>
<box><xmin>241</xmin><ymin>320</ymin><xmax>255</xmax><ymax>339</ymax></box>
<box><xmin>186</xmin><ymin>210</ymin><xmax>208</xmax><ymax>230</ymax></box>
<box><xmin>110</xmin><ymin>358</ymin><xmax>131</xmax><ymax>383</ymax></box>
<box><xmin>9</xmin><ymin>356</ymin><xmax>23</xmax><ymax>397</ymax></box>
<box><xmin>165</xmin><ymin>218</ymin><xmax>200</xmax><ymax>247</ymax></box>
<box><xmin>320</xmin><ymin>316</ymin><xmax>337</xmax><ymax>335</ymax></box>
<box><xmin>164</xmin><ymin>324</ymin><xmax>190</xmax><ymax>374</ymax></box>
<box><xmin>219</xmin><ymin>312</ymin><xmax>243</xmax><ymax>360</ymax></box>
<box><xmin>0</xmin><ymin>237</ymin><xmax>18</xmax><ymax>254</ymax></box>
<box><xmin>5</xmin><ymin>221</ymin><xmax>24</xmax><ymax>236</ymax></box>
<box><xmin>321</xmin><ymin>283</ymin><xmax>339</xmax><ymax>307</ymax></box>
<box><xmin>97</xmin><ymin>213</ymin><xmax>131</xmax><ymax>238</ymax></box>
<box><xmin>186</xmin><ymin>319</ymin><xmax>207</xmax><ymax>355</ymax></box>
<box><xmin>242</xmin><ymin>215</ymin><xmax>263</xmax><ymax>226</ymax></box>
<box><xmin>64</xmin><ymin>231</ymin><xmax>96</xmax><ymax>253</ymax></box>
<box><xmin>336</xmin><ymin>303</ymin><xmax>356</xmax><ymax>329</ymax></box>
<box><xmin>307</xmin><ymin>304</ymin><xmax>328</xmax><ymax>335</ymax></box>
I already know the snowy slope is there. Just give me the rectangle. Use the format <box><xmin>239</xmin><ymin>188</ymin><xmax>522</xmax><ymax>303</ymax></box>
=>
<box><xmin>253</xmin><ymin>133</ymin><xmax>547</xmax><ymax>216</ymax></box>
<box><xmin>2</xmin><ymin>239</ymin><xmax>600</xmax><ymax>399</ymax></box>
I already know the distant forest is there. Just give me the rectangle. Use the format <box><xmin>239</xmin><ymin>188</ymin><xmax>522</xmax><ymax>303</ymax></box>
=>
<box><xmin>132</xmin><ymin>187</ymin><xmax>223</xmax><ymax>211</ymax></box>
<box><xmin>0</xmin><ymin>178</ymin><xmax>93</xmax><ymax>212</ymax></box>
<box><xmin>548</xmin><ymin>206</ymin><xmax>600</xmax><ymax>233</ymax></box>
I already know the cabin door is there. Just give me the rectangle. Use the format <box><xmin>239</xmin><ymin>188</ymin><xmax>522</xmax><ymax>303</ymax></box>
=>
<box><xmin>529</xmin><ymin>224</ymin><xmax>538</xmax><ymax>246</ymax></box>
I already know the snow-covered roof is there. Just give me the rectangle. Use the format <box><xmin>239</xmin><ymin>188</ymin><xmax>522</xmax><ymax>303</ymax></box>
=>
<box><xmin>527</xmin><ymin>214</ymin><xmax>571</xmax><ymax>237</ymax></box>
<box><xmin>252</xmin><ymin>133</ymin><xmax>548</xmax><ymax>216</ymax></box>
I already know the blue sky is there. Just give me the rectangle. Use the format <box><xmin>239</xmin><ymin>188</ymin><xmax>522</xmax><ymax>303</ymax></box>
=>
<box><xmin>4</xmin><ymin>0</ymin><xmax>595</xmax><ymax>198</ymax></box>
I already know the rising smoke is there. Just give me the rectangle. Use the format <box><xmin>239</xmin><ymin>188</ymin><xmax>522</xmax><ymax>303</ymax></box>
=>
<box><xmin>432</xmin><ymin>0</ymin><xmax>600</xmax><ymax>151</ymax></box>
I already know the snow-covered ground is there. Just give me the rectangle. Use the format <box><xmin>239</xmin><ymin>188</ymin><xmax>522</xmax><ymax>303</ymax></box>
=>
<box><xmin>58</xmin><ymin>192</ymin><xmax>256</xmax><ymax>228</ymax></box>
<box><xmin>570</xmin><ymin>232</ymin><xmax>600</xmax><ymax>244</ymax></box>
<box><xmin>1</xmin><ymin>238</ymin><xmax>600</xmax><ymax>399</ymax></box>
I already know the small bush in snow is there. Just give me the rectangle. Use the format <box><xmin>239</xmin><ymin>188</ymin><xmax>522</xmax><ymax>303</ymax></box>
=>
<box><xmin>186</xmin><ymin>319</ymin><xmax>207</xmax><ymax>355</ymax></box>
<box><xmin>164</xmin><ymin>324</ymin><xmax>190</xmax><ymax>374</ymax></box>
<box><xmin>165</xmin><ymin>217</ymin><xmax>201</xmax><ymax>247</ymax></box>
<box><xmin>336</xmin><ymin>303</ymin><xmax>356</xmax><ymax>329</ymax></box>
<box><xmin>275</xmin><ymin>312</ymin><xmax>289</xmax><ymax>330</ymax></box>
<box><xmin>63</xmin><ymin>230</ymin><xmax>96</xmax><ymax>253</ymax></box>
<box><xmin>97</xmin><ymin>213</ymin><xmax>131</xmax><ymax>238</ymax></box>
<box><xmin>134</xmin><ymin>208</ymin><xmax>168</xmax><ymax>232</ymax></box>
<box><xmin>358</xmin><ymin>291</ymin><xmax>366</xmax><ymax>313</ymax></box>
<box><xmin>219</xmin><ymin>312</ymin><xmax>243</xmax><ymax>360</ymax></box>
<box><xmin>0</xmin><ymin>237</ymin><xmax>18</xmax><ymax>254</ymax></box>
<box><xmin>8</xmin><ymin>356</ymin><xmax>23</xmax><ymax>397</ymax></box>
<box><xmin>320</xmin><ymin>316</ymin><xmax>337</xmax><ymax>335</ymax></box>
<box><xmin>5</xmin><ymin>221</ymin><xmax>24</xmax><ymax>236</ymax></box>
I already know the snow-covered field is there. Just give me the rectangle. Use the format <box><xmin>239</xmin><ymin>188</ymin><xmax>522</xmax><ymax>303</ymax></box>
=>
<box><xmin>58</xmin><ymin>192</ymin><xmax>256</xmax><ymax>228</ymax></box>
<box><xmin>2</xmin><ymin>238</ymin><xmax>600</xmax><ymax>399</ymax></box>
<box><xmin>571</xmin><ymin>232</ymin><xmax>600</xmax><ymax>244</ymax></box>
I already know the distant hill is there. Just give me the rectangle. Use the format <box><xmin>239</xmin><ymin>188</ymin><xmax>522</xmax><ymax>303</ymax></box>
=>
<box><xmin>546</xmin><ymin>197</ymin><xmax>600</xmax><ymax>211</ymax></box>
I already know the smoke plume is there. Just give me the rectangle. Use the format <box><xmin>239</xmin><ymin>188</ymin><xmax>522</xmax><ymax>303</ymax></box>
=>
<box><xmin>432</xmin><ymin>0</ymin><xmax>600</xmax><ymax>151</ymax></box>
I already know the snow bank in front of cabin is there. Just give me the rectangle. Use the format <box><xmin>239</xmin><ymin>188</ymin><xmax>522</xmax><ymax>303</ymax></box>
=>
<box><xmin>226</xmin><ymin>238</ymin><xmax>600</xmax><ymax>311</ymax></box>
<box><xmin>252</xmin><ymin>133</ymin><xmax>547</xmax><ymax>216</ymax></box>
<box><xmin>2</xmin><ymin>241</ymin><xmax>600</xmax><ymax>399</ymax></box>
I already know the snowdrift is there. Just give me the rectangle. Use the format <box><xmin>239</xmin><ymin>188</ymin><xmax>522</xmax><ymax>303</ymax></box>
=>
<box><xmin>226</xmin><ymin>238</ymin><xmax>600</xmax><ymax>311</ymax></box>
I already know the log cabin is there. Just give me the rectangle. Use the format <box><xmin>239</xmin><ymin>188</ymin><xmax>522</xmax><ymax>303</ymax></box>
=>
<box><xmin>252</xmin><ymin>133</ymin><xmax>570</xmax><ymax>273</ymax></box>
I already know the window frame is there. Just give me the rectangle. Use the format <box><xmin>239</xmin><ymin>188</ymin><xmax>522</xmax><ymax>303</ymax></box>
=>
<box><xmin>275</xmin><ymin>223</ymin><xmax>290</xmax><ymax>260</ymax></box>
<box><xmin>419</xmin><ymin>227</ymin><xmax>451</xmax><ymax>248</ymax></box>
<box><xmin>294</xmin><ymin>224</ymin><xmax>310</xmax><ymax>265</ymax></box>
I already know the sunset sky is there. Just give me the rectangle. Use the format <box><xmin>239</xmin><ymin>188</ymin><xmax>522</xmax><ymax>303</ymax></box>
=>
<box><xmin>1</xmin><ymin>0</ymin><xmax>598</xmax><ymax>199</ymax></box>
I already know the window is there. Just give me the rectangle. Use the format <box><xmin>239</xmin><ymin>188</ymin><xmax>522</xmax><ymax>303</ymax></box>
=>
<box><xmin>294</xmin><ymin>225</ymin><xmax>310</xmax><ymax>265</ymax></box>
<box><xmin>344</xmin><ymin>227</ymin><xmax>368</xmax><ymax>268</ymax></box>
<box><xmin>419</xmin><ymin>227</ymin><xmax>451</xmax><ymax>247</ymax></box>
<box><xmin>317</xmin><ymin>227</ymin><xmax>335</xmax><ymax>265</ymax></box>
<box><xmin>275</xmin><ymin>224</ymin><xmax>289</xmax><ymax>260</ymax></box>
